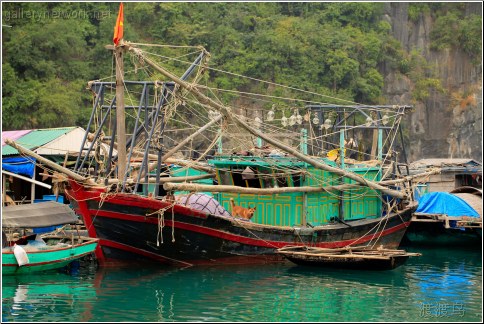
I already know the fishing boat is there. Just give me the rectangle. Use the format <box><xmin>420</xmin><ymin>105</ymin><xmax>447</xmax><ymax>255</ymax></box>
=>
<box><xmin>276</xmin><ymin>245</ymin><xmax>421</xmax><ymax>270</ymax></box>
<box><xmin>2</xmin><ymin>201</ymin><xmax>99</xmax><ymax>275</ymax></box>
<box><xmin>6</xmin><ymin>5</ymin><xmax>429</xmax><ymax>266</ymax></box>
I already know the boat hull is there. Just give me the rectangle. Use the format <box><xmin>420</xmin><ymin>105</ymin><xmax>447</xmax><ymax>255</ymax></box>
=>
<box><xmin>2</xmin><ymin>238</ymin><xmax>99</xmax><ymax>275</ymax></box>
<box><xmin>276</xmin><ymin>246</ymin><xmax>419</xmax><ymax>270</ymax></box>
<box><xmin>281</xmin><ymin>253</ymin><xmax>410</xmax><ymax>270</ymax></box>
<box><xmin>402</xmin><ymin>221</ymin><xmax>482</xmax><ymax>248</ymax></box>
<box><xmin>66</xmin><ymin>180</ymin><xmax>416</xmax><ymax>266</ymax></box>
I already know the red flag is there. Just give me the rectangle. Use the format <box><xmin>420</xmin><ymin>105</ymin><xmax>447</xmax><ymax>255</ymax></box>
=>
<box><xmin>113</xmin><ymin>3</ymin><xmax>124</xmax><ymax>46</ymax></box>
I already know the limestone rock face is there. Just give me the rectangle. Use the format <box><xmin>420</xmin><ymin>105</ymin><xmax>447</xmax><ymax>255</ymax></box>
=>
<box><xmin>382</xmin><ymin>3</ymin><xmax>482</xmax><ymax>162</ymax></box>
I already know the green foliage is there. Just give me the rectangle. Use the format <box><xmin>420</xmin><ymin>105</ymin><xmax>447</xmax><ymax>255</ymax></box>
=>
<box><xmin>408</xmin><ymin>3</ymin><xmax>430</xmax><ymax>22</ymax></box>
<box><xmin>429</xmin><ymin>6</ymin><xmax>481</xmax><ymax>61</ymax></box>
<box><xmin>458</xmin><ymin>15</ymin><xmax>482</xmax><ymax>63</ymax></box>
<box><xmin>413</xmin><ymin>78</ymin><xmax>445</xmax><ymax>102</ymax></box>
<box><xmin>355</xmin><ymin>68</ymin><xmax>384</xmax><ymax>103</ymax></box>
<box><xmin>430</xmin><ymin>11</ymin><xmax>460</xmax><ymax>50</ymax></box>
<box><xmin>1</xmin><ymin>2</ymin><xmax>478</xmax><ymax>131</ymax></box>
<box><xmin>406</xmin><ymin>50</ymin><xmax>445</xmax><ymax>102</ymax></box>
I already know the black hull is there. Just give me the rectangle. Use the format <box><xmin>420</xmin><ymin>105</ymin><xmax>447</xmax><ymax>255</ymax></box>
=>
<box><xmin>402</xmin><ymin>222</ymin><xmax>482</xmax><ymax>248</ymax></box>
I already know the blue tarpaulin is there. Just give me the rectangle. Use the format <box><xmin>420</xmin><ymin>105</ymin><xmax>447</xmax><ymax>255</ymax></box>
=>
<box><xmin>1</xmin><ymin>157</ymin><xmax>36</xmax><ymax>178</ymax></box>
<box><xmin>416</xmin><ymin>192</ymin><xmax>479</xmax><ymax>217</ymax></box>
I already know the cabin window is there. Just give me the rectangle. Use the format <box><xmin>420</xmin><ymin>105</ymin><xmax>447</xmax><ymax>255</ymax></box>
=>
<box><xmin>259</xmin><ymin>169</ymin><xmax>275</xmax><ymax>188</ymax></box>
<box><xmin>261</xmin><ymin>176</ymin><xmax>274</xmax><ymax>188</ymax></box>
<box><xmin>218</xmin><ymin>169</ymin><xmax>232</xmax><ymax>186</ymax></box>
<box><xmin>274</xmin><ymin>173</ymin><xmax>289</xmax><ymax>188</ymax></box>
<box><xmin>242</xmin><ymin>167</ymin><xmax>262</xmax><ymax>188</ymax></box>
<box><xmin>455</xmin><ymin>174</ymin><xmax>481</xmax><ymax>188</ymax></box>
<box><xmin>231</xmin><ymin>168</ymin><xmax>246</xmax><ymax>187</ymax></box>
<box><xmin>291</xmin><ymin>173</ymin><xmax>302</xmax><ymax>187</ymax></box>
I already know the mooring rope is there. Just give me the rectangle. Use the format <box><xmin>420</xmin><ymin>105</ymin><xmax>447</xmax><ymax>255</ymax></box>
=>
<box><xmin>146</xmin><ymin>201</ymin><xmax>177</xmax><ymax>246</ymax></box>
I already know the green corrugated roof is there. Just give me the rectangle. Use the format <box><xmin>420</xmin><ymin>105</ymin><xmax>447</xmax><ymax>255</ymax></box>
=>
<box><xmin>2</xmin><ymin>127</ymin><xmax>76</xmax><ymax>156</ymax></box>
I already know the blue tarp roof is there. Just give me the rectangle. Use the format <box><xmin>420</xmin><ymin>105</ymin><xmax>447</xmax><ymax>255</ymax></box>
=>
<box><xmin>2</xmin><ymin>156</ymin><xmax>36</xmax><ymax>178</ymax></box>
<box><xmin>416</xmin><ymin>192</ymin><xmax>479</xmax><ymax>217</ymax></box>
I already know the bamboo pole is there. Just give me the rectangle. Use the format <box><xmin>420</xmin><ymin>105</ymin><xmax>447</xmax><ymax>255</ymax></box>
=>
<box><xmin>164</xmin><ymin>169</ymin><xmax>440</xmax><ymax>194</ymax></box>
<box><xmin>1</xmin><ymin>170</ymin><xmax>52</xmax><ymax>189</ymax></box>
<box><xmin>164</xmin><ymin>182</ymin><xmax>362</xmax><ymax>195</ymax></box>
<box><xmin>128</xmin><ymin>45</ymin><xmax>406</xmax><ymax>200</ymax></box>
<box><xmin>158</xmin><ymin>174</ymin><xmax>215</xmax><ymax>183</ymax></box>
<box><xmin>105</xmin><ymin>173</ymin><xmax>215</xmax><ymax>185</ymax></box>
<box><xmin>2</xmin><ymin>173</ymin><xmax>6</xmax><ymax>206</ymax></box>
<box><xmin>370</xmin><ymin>129</ymin><xmax>378</xmax><ymax>160</ymax></box>
<box><xmin>379</xmin><ymin>168</ymin><xmax>441</xmax><ymax>185</ymax></box>
<box><xmin>30</xmin><ymin>164</ymin><xmax>36</xmax><ymax>204</ymax></box>
<box><xmin>162</xmin><ymin>158</ymin><xmax>214</xmax><ymax>174</ymax></box>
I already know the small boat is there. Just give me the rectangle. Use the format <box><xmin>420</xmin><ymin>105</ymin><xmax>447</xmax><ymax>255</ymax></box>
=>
<box><xmin>2</xmin><ymin>201</ymin><xmax>99</xmax><ymax>275</ymax></box>
<box><xmin>276</xmin><ymin>245</ymin><xmax>421</xmax><ymax>270</ymax></box>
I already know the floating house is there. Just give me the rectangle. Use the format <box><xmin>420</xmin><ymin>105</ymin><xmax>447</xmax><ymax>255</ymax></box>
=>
<box><xmin>404</xmin><ymin>159</ymin><xmax>482</xmax><ymax>247</ymax></box>
<box><xmin>409</xmin><ymin>158</ymin><xmax>482</xmax><ymax>193</ymax></box>
<box><xmin>1</xmin><ymin>127</ymin><xmax>88</xmax><ymax>206</ymax></box>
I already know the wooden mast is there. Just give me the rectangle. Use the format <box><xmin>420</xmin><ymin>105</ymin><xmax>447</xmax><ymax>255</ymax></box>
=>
<box><xmin>127</xmin><ymin>45</ymin><xmax>406</xmax><ymax>199</ymax></box>
<box><xmin>114</xmin><ymin>44</ymin><xmax>127</xmax><ymax>181</ymax></box>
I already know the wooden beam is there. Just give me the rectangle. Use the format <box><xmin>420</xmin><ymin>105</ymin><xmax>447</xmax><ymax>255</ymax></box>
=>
<box><xmin>163</xmin><ymin>182</ymin><xmax>362</xmax><ymax>195</ymax></box>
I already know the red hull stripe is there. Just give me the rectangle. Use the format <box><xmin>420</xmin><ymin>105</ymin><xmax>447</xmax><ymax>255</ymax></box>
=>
<box><xmin>88</xmin><ymin>208</ymin><xmax>410</xmax><ymax>249</ymax></box>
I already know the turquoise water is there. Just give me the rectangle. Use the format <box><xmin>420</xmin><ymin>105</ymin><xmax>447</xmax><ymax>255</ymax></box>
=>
<box><xmin>2</xmin><ymin>247</ymin><xmax>482</xmax><ymax>322</ymax></box>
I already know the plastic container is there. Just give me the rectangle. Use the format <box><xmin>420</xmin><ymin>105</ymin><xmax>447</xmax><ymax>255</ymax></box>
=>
<box><xmin>13</xmin><ymin>244</ymin><xmax>29</xmax><ymax>266</ymax></box>
<box><xmin>42</xmin><ymin>195</ymin><xmax>64</xmax><ymax>203</ymax></box>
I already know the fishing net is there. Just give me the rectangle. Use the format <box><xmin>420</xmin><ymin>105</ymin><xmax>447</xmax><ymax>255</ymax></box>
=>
<box><xmin>178</xmin><ymin>193</ymin><xmax>232</xmax><ymax>217</ymax></box>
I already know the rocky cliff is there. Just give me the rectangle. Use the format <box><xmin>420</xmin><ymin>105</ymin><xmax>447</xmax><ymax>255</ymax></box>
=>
<box><xmin>383</xmin><ymin>3</ymin><xmax>482</xmax><ymax>163</ymax></box>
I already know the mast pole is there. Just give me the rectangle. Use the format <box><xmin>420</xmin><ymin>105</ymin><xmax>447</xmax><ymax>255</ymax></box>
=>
<box><xmin>115</xmin><ymin>44</ymin><xmax>127</xmax><ymax>182</ymax></box>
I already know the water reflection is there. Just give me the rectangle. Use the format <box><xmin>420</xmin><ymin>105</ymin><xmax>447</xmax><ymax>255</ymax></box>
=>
<box><xmin>1</xmin><ymin>247</ymin><xmax>481</xmax><ymax>322</ymax></box>
<box><xmin>404</xmin><ymin>247</ymin><xmax>482</xmax><ymax>321</ymax></box>
<box><xmin>2</xmin><ymin>272</ymin><xmax>98</xmax><ymax>322</ymax></box>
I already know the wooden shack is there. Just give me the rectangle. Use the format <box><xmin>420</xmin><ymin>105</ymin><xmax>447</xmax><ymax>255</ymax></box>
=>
<box><xmin>409</xmin><ymin>158</ymin><xmax>482</xmax><ymax>192</ymax></box>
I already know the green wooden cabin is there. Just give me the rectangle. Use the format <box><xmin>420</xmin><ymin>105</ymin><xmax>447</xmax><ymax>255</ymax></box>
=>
<box><xmin>209</xmin><ymin>156</ymin><xmax>382</xmax><ymax>227</ymax></box>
